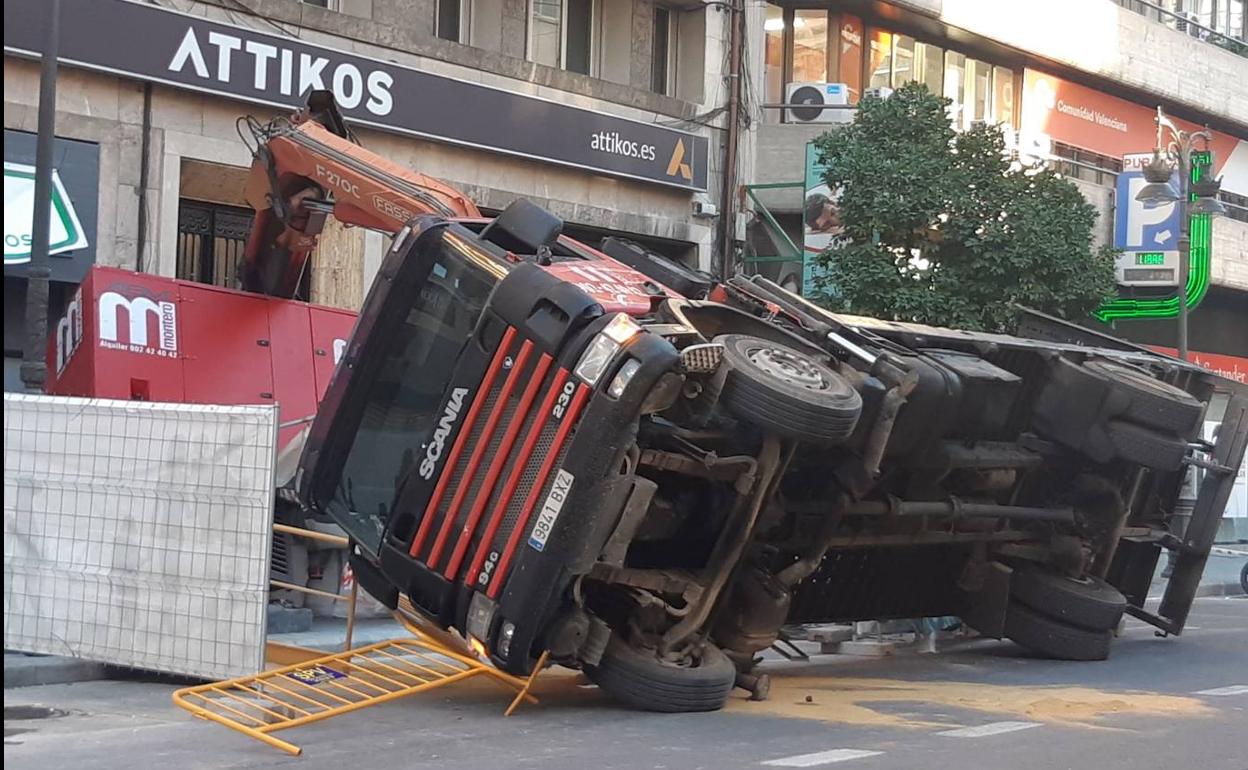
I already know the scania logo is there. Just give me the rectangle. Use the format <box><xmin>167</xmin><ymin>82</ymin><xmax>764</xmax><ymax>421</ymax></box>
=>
<box><xmin>419</xmin><ymin>387</ymin><xmax>470</xmax><ymax>480</ymax></box>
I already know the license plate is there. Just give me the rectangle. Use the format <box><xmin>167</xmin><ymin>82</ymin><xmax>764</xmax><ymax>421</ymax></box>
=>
<box><xmin>528</xmin><ymin>469</ymin><xmax>574</xmax><ymax>552</ymax></box>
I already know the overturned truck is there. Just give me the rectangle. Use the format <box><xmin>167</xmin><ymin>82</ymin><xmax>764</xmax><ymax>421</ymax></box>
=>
<box><xmin>253</xmin><ymin>95</ymin><xmax>1247</xmax><ymax>713</ymax></box>
<box><xmin>298</xmin><ymin>209</ymin><xmax>1245</xmax><ymax>712</ymax></box>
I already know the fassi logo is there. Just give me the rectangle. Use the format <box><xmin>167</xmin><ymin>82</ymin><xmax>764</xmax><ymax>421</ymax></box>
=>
<box><xmin>167</xmin><ymin>27</ymin><xmax>394</xmax><ymax>116</ymax></box>
<box><xmin>98</xmin><ymin>291</ymin><xmax>178</xmax><ymax>356</ymax></box>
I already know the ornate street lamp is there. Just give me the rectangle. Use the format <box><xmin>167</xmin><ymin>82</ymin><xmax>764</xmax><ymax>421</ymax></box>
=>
<box><xmin>1135</xmin><ymin>107</ymin><xmax>1225</xmax><ymax>361</ymax></box>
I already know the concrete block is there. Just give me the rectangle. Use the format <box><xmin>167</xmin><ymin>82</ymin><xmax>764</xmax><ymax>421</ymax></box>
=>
<box><xmin>267</xmin><ymin>604</ymin><xmax>314</xmax><ymax>634</ymax></box>
<box><xmin>116</xmin><ymin>124</ymin><xmax>144</xmax><ymax>187</ymax></box>
<box><xmin>56</xmin><ymin>69</ymin><xmax>119</xmax><ymax>121</ymax></box>
<box><xmin>118</xmin><ymin>82</ymin><xmax>147</xmax><ymax>125</ymax></box>
<box><xmin>149</xmin><ymin>90</ymin><xmax>203</xmax><ymax>136</ymax></box>
<box><xmin>3</xmin><ymin>653</ymin><xmax>110</xmax><ymax>689</ymax></box>
<box><xmin>827</xmin><ymin>639</ymin><xmax>896</xmax><ymax>657</ymax></box>
<box><xmin>2</xmin><ymin>58</ymin><xmax>41</xmax><ymax>106</ymax></box>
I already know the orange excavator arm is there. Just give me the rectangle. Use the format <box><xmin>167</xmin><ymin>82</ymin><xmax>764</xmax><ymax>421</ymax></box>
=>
<box><xmin>240</xmin><ymin>91</ymin><xmax>480</xmax><ymax>297</ymax></box>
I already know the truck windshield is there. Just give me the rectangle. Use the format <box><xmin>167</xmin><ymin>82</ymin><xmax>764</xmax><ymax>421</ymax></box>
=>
<box><xmin>328</xmin><ymin>230</ymin><xmax>499</xmax><ymax>554</ymax></box>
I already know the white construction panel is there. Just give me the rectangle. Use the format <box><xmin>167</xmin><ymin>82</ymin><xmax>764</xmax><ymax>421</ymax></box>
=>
<box><xmin>3</xmin><ymin>394</ymin><xmax>277</xmax><ymax>679</ymax></box>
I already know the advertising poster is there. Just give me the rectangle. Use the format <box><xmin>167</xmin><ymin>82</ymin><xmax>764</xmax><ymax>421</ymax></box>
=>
<box><xmin>802</xmin><ymin>142</ymin><xmax>845</xmax><ymax>298</ymax></box>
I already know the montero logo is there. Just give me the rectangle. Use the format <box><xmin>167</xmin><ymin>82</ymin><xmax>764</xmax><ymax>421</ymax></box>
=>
<box><xmin>98</xmin><ymin>291</ymin><xmax>178</xmax><ymax>356</ymax></box>
<box><xmin>419</xmin><ymin>387</ymin><xmax>470</xmax><ymax>480</ymax></box>
<box><xmin>54</xmin><ymin>287</ymin><xmax>84</xmax><ymax>376</ymax></box>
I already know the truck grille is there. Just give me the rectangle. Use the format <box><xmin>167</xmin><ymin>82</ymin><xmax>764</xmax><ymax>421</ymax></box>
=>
<box><xmin>407</xmin><ymin>327</ymin><xmax>590</xmax><ymax>595</ymax></box>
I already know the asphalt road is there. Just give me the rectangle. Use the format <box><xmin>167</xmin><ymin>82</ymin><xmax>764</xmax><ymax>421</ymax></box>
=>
<box><xmin>5</xmin><ymin>596</ymin><xmax>1247</xmax><ymax>770</ymax></box>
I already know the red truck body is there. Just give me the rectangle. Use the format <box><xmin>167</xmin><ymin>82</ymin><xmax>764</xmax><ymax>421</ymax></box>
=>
<box><xmin>45</xmin><ymin>265</ymin><xmax>358</xmax><ymax>449</ymax></box>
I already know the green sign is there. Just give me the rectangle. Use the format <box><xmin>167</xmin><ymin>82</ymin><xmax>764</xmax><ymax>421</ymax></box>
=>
<box><xmin>1095</xmin><ymin>151</ymin><xmax>1213</xmax><ymax>322</ymax></box>
<box><xmin>3</xmin><ymin>161</ymin><xmax>89</xmax><ymax>265</ymax></box>
<box><xmin>1135</xmin><ymin>252</ymin><xmax>1166</xmax><ymax>266</ymax></box>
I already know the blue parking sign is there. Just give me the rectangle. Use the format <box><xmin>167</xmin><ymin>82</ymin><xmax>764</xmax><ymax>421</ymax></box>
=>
<box><xmin>1114</xmin><ymin>157</ymin><xmax>1181</xmax><ymax>252</ymax></box>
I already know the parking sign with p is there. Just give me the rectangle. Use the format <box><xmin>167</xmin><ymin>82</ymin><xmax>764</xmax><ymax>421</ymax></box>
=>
<box><xmin>1115</xmin><ymin>152</ymin><xmax>1181</xmax><ymax>252</ymax></box>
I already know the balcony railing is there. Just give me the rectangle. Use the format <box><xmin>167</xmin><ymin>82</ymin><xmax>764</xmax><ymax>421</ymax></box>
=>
<box><xmin>1115</xmin><ymin>0</ymin><xmax>1248</xmax><ymax>57</ymax></box>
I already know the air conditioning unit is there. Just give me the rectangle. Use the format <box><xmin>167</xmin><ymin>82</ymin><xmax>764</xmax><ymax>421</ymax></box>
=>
<box><xmin>785</xmin><ymin>82</ymin><xmax>852</xmax><ymax>124</ymax></box>
<box><xmin>864</xmin><ymin>86</ymin><xmax>894</xmax><ymax>101</ymax></box>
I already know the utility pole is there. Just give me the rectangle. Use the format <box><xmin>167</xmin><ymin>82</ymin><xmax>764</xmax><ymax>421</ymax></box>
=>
<box><xmin>1135</xmin><ymin>107</ymin><xmax>1226</xmax><ymax>363</ymax></box>
<box><xmin>20</xmin><ymin>0</ymin><xmax>61</xmax><ymax>392</ymax></box>
<box><xmin>1176</xmin><ymin>151</ymin><xmax>1191</xmax><ymax>362</ymax></box>
<box><xmin>716</xmin><ymin>0</ymin><xmax>743</xmax><ymax>282</ymax></box>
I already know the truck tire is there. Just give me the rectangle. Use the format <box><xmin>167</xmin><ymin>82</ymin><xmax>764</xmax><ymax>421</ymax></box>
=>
<box><xmin>585</xmin><ymin>638</ymin><xmax>737</xmax><ymax>713</ymax></box>
<box><xmin>1240</xmin><ymin>561</ymin><xmax>1247</xmax><ymax>595</ymax></box>
<box><xmin>1004</xmin><ymin>602</ymin><xmax>1112</xmax><ymax>661</ymax></box>
<box><xmin>1011</xmin><ymin>569</ymin><xmax>1126</xmax><ymax>632</ymax></box>
<box><xmin>1106</xmin><ymin>420</ymin><xmax>1188</xmax><ymax>471</ymax></box>
<box><xmin>716</xmin><ymin>334</ymin><xmax>862</xmax><ymax>444</ymax></box>
<box><xmin>1083</xmin><ymin>359</ymin><xmax>1204</xmax><ymax>435</ymax></box>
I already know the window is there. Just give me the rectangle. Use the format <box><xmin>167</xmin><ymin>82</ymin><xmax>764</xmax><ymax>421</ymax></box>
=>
<box><xmin>176</xmin><ymin>201</ymin><xmax>267</xmax><ymax>293</ymax></box>
<box><xmin>891</xmin><ymin>34</ymin><xmax>914</xmax><ymax>88</ymax></box>
<box><xmin>1220</xmin><ymin>189</ymin><xmax>1248</xmax><ymax>224</ymax></box>
<box><xmin>916</xmin><ymin>42</ymin><xmax>943</xmax><ymax>94</ymax></box>
<box><xmin>943</xmin><ymin>50</ymin><xmax>966</xmax><ymax>124</ymax></box>
<box><xmin>763</xmin><ymin>4</ymin><xmax>785</xmax><ymax>106</ymax></box>
<box><xmin>437</xmin><ymin>0</ymin><xmax>469</xmax><ymax>43</ymax></box>
<box><xmin>321</xmin><ymin>231</ymin><xmax>498</xmax><ymax>555</ymax></box>
<box><xmin>528</xmin><ymin>0</ymin><xmax>594</xmax><ymax>74</ymax></box>
<box><xmin>839</xmin><ymin>15</ymin><xmax>864</xmax><ymax>104</ymax></box>
<box><xmin>970</xmin><ymin>58</ymin><xmax>992</xmax><ymax>125</ymax></box>
<box><xmin>992</xmin><ymin>65</ymin><xmax>1015</xmax><ymax>126</ymax></box>
<box><xmin>531</xmin><ymin>0</ymin><xmax>563</xmax><ymax>67</ymax></box>
<box><xmin>868</xmin><ymin>30</ymin><xmax>891</xmax><ymax>90</ymax></box>
<box><xmin>301</xmin><ymin>0</ymin><xmax>334</xmax><ymax>8</ymax></box>
<box><xmin>652</xmin><ymin>6</ymin><xmax>677</xmax><ymax>94</ymax></box>
<box><xmin>792</xmin><ymin>10</ymin><xmax>828</xmax><ymax>83</ymax></box>
<box><xmin>1050</xmin><ymin>141</ymin><xmax>1122</xmax><ymax>187</ymax></box>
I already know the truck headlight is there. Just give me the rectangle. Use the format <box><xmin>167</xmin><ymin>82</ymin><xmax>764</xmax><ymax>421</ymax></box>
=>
<box><xmin>575</xmin><ymin>334</ymin><xmax>619</xmax><ymax>385</ymax></box>
<box><xmin>608</xmin><ymin>358</ymin><xmax>642</xmax><ymax>399</ymax></box>
<box><xmin>466</xmin><ymin>592</ymin><xmax>496</xmax><ymax>642</ymax></box>
<box><xmin>575</xmin><ymin>314</ymin><xmax>641</xmax><ymax>386</ymax></box>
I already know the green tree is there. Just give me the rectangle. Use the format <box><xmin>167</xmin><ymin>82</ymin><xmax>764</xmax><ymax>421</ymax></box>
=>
<box><xmin>811</xmin><ymin>82</ymin><xmax>1117</xmax><ymax>332</ymax></box>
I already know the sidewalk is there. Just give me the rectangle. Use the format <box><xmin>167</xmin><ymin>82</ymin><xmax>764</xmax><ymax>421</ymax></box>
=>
<box><xmin>1149</xmin><ymin>549</ymin><xmax>1248</xmax><ymax>599</ymax></box>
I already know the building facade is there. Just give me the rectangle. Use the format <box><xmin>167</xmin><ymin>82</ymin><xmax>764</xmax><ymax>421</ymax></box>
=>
<box><xmin>3</xmin><ymin>0</ymin><xmax>735</xmax><ymax>389</ymax></box>
<box><xmin>742</xmin><ymin>0</ymin><xmax>1247</xmax><ymax>375</ymax></box>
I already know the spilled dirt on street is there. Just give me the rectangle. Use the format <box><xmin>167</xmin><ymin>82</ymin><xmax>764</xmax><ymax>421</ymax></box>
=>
<box><xmin>426</xmin><ymin>668</ymin><xmax>1213</xmax><ymax>731</ymax></box>
<box><xmin>724</xmin><ymin>675</ymin><xmax>1216</xmax><ymax>729</ymax></box>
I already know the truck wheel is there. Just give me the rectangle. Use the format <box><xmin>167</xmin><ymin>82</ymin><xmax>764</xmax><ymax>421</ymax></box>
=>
<box><xmin>716</xmin><ymin>334</ymin><xmax>862</xmax><ymax>444</ymax></box>
<box><xmin>586</xmin><ymin>633</ymin><xmax>733</xmax><ymax>713</ymax></box>
<box><xmin>1106</xmin><ymin>420</ymin><xmax>1188</xmax><ymax>471</ymax></box>
<box><xmin>1011</xmin><ymin>568</ymin><xmax>1126</xmax><ymax>632</ymax></box>
<box><xmin>1004</xmin><ymin>602</ymin><xmax>1112</xmax><ymax>661</ymax></box>
<box><xmin>1240</xmin><ymin>561</ymin><xmax>1247</xmax><ymax>595</ymax></box>
<box><xmin>585</xmin><ymin>638</ymin><xmax>737</xmax><ymax>713</ymax></box>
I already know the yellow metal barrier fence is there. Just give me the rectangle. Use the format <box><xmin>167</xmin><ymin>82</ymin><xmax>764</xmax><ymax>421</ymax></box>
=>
<box><xmin>176</xmin><ymin>527</ymin><xmax>547</xmax><ymax>755</ymax></box>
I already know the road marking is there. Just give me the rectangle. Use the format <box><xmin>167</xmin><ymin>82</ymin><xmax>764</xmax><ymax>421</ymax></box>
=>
<box><xmin>936</xmin><ymin>721</ymin><xmax>1042</xmax><ymax>738</ymax></box>
<box><xmin>1193</xmin><ymin>685</ymin><xmax>1248</xmax><ymax>696</ymax></box>
<box><xmin>761</xmin><ymin>749</ymin><xmax>883</xmax><ymax>766</ymax></box>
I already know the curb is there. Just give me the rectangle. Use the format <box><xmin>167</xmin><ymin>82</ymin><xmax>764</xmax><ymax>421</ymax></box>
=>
<box><xmin>1195</xmin><ymin>581</ymin><xmax>1246</xmax><ymax>598</ymax></box>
